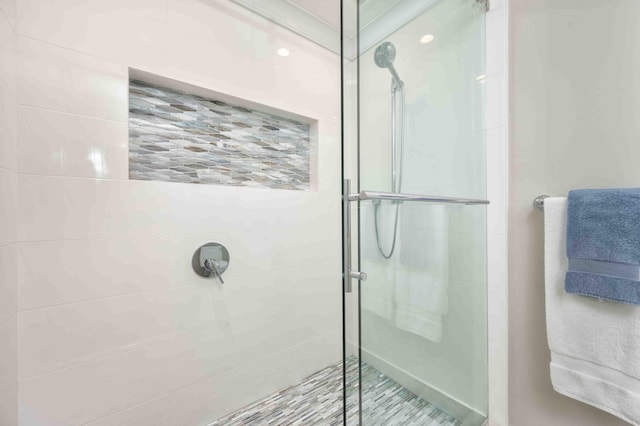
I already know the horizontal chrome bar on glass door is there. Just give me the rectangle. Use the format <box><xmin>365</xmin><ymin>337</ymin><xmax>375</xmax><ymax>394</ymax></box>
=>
<box><xmin>348</xmin><ymin>191</ymin><xmax>489</xmax><ymax>205</ymax></box>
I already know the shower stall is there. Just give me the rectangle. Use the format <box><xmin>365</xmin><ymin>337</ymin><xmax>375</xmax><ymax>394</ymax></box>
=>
<box><xmin>0</xmin><ymin>0</ymin><xmax>495</xmax><ymax>425</ymax></box>
<box><xmin>343</xmin><ymin>0</ymin><xmax>489</xmax><ymax>424</ymax></box>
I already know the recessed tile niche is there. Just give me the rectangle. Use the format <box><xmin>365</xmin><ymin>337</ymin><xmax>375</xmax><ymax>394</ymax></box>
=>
<box><xmin>128</xmin><ymin>78</ymin><xmax>312</xmax><ymax>190</ymax></box>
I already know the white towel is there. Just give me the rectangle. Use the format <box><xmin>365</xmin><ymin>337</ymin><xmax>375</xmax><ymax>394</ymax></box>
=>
<box><xmin>360</xmin><ymin>202</ymin><xmax>395</xmax><ymax>320</ymax></box>
<box><xmin>395</xmin><ymin>204</ymin><xmax>449</xmax><ymax>342</ymax></box>
<box><xmin>544</xmin><ymin>197</ymin><xmax>640</xmax><ymax>425</ymax></box>
<box><xmin>361</xmin><ymin>201</ymin><xmax>449</xmax><ymax>342</ymax></box>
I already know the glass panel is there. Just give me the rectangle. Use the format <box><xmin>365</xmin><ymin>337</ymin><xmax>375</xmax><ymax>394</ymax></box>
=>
<box><xmin>357</xmin><ymin>0</ymin><xmax>488</xmax><ymax>424</ymax></box>
<box><xmin>342</xmin><ymin>1</ymin><xmax>362</xmax><ymax>424</ymax></box>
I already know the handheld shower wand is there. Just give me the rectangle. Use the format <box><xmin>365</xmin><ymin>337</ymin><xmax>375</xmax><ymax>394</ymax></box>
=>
<box><xmin>374</xmin><ymin>41</ymin><xmax>403</xmax><ymax>87</ymax></box>
<box><xmin>373</xmin><ymin>42</ymin><xmax>406</xmax><ymax>259</ymax></box>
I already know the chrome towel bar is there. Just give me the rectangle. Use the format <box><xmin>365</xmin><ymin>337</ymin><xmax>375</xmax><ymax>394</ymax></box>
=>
<box><xmin>533</xmin><ymin>194</ymin><xmax>550</xmax><ymax>211</ymax></box>
<box><xmin>341</xmin><ymin>183</ymin><xmax>490</xmax><ymax>293</ymax></box>
<box><xmin>348</xmin><ymin>190</ymin><xmax>490</xmax><ymax>205</ymax></box>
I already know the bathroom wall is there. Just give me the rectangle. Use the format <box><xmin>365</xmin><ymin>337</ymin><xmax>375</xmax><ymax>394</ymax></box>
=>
<box><xmin>356</xmin><ymin>0</ymin><xmax>506</xmax><ymax>417</ymax></box>
<box><xmin>10</xmin><ymin>0</ymin><xmax>341</xmax><ymax>424</ymax></box>
<box><xmin>485</xmin><ymin>0</ymin><xmax>509</xmax><ymax>424</ymax></box>
<box><xmin>0</xmin><ymin>1</ymin><xmax>18</xmax><ymax>424</ymax></box>
<box><xmin>509</xmin><ymin>0</ymin><xmax>640</xmax><ymax>424</ymax></box>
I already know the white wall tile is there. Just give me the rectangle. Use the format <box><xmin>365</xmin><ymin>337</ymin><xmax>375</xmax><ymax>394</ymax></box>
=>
<box><xmin>167</xmin><ymin>332</ymin><xmax>341</xmax><ymax>425</ymax></box>
<box><xmin>167</xmin><ymin>0</ymin><xmax>255</xmax><ymax>47</ymax></box>
<box><xmin>0</xmin><ymin>9</ymin><xmax>16</xmax><ymax>100</ymax></box>
<box><xmin>18</xmin><ymin>235</ymin><xmax>182</xmax><ymax>309</ymax></box>
<box><xmin>166</xmin><ymin>263</ymin><xmax>341</xmax><ymax>339</ymax></box>
<box><xmin>0</xmin><ymin>381</ymin><xmax>17</xmax><ymax>426</ymax></box>
<box><xmin>486</xmin><ymin>6</ymin><xmax>507</xmax><ymax>76</ymax></box>
<box><xmin>20</xmin><ymin>340</ymin><xmax>175</xmax><ymax>425</ymax></box>
<box><xmin>17</xmin><ymin>0</ymin><xmax>167</xmax><ymax>72</ymax></box>
<box><xmin>85</xmin><ymin>395</ymin><xmax>170</xmax><ymax>426</ymax></box>
<box><xmin>0</xmin><ymin>314</ymin><xmax>17</xmax><ymax>383</ymax></box>
<box><xmin>109</xmin><ymin>0</ymin><xmax>167</xmax><ymax>23</ymax></box>
<box><xmin>0</xmin><ymin>0</ymin><xmax>16</xmax><ymax>32</ymax></box>
<box><xmin>0</xmin><ymin>93</ymin><xmax>17</xmax><ymax>172</ymax></box>
<box><xmin>18</xmin><ymin>106</ymin><xmax>128</xmax><ymax>178</ymax></box>
<box><xmin>19</xmin><ymin>290</ymin><xmax>173</xmax><ymax>379</ymax></box>
<box><xmin>444</xmin><ymin>282</ymin><xmax>488</xmax><ymax>373</ymax></box>
<box><xmin>488</xmin><ymin>334</ymin><xmax>508</xmax><ymax>426</ymax></box>
<box><xmin>0</xmin><ymin>3</ymin><xmax>17</xmax><ymax>424</ymax></box>
<box><xmin>0</xmin><ymin>315</ymin><xmax>17</xmax><ymax>426</ymax></box>
<box><xmin>0</xmin><ymin>244</ymin><xmax>16</xmax><ymax>324</ymax></box>
<box><xmin>17</xmin><ymin>37</ymin><xmax>128</xmax><ymax>121</ymax></box>
<box><xmin>166</xmin><ymin>0</ymin><xmax>340</xmax><ymax>116</ymax></box>
<box><xmin>160</xmin><ymin>265</ymin><xmax>341</xmax><ymax>398</ymax></box>
<box><xmin>487</xmin><ymin>234</ymin><xmax>507</xmax><ymax>290</ymax></box>
<box><xmin>403</xmin><ymin>131</ymin><xmax>487</xmax><ymax>193</ymax></box>
<box><xmin>224</xmin><ymin>227</ymin><xmax>341</xmax><ymax>277</ymax></box>
<box><xmin>486</xmin><ymin>127</ymin><xmax>505</xmax><ymax>183</ymax></box>
<box><xmin>251</xmin><ymin>29</ymin><xmax>341</xmax><ymax>120</ymax></box>
<box><xmin>485</xmin><ymin>1</ymin><xmax>508</xmax><ymax>425</ymax></box>
<box><xmin>19</xmin><ymin>329</ymin><xmax>342</xmax><ymax>426</ymax></box>
<box><xmin>18</xmin><ymin>176</ymin><xmax>174</xmax><ymax>241</ymax></box>
<box><xmin>164</xmin><ymin>323</ymin><xmax>279</xmax><ymax>392</ymax></box>
<box><xmin>487</xmin><ymin>285</ymin><xmax>507</xmax><ymax>341</ymax></box>
<box><xmin>487</xmin><ymin>180</ymin><xmax>506</xmax><ymax>236</ymax></box>
<box><xmin>165</xmin><ymin>310</ymin><xmax>326</xmax><ymax>391</ymax></box>
<box><xmin>163</xmin><ymin>30</ymin><xmax>264</xmax><ymax>115</ymax></box>
<box><xmin>18</xmin><ymin>174</ymin><xmax>340</xmax><ymax>242</ymax></box>
<box><xmin>486</xmin><ymin>72</ymin><xmax>504</xmax><ymax>130</ymax></box>
<box><xmin>448</xmin><ymin>231</ymin><xmax>488</xmax><ymax>286</ymax></box>
<box><xmin>0</xmin><ymin>9</ymin><xmax>17</xmax><ymax>173</ymax></box>
<box><xmin>16</xmin><ymin>232</ymin><xmax>334</xmax><ymax>312</ymax></box>
<box><xmin>165</xmin><ymin>1</ymin><xmax>339</xmax><ymax>122</ymax></box>
<box><xmin>0</xmin><ymin>168</ymin><xmax>17</xmax><ymax>246</ymax></box>
<box><xmin>14</xmin><ymin>0</ymin><xmax>343</xmax><ymax>424</ymax></box>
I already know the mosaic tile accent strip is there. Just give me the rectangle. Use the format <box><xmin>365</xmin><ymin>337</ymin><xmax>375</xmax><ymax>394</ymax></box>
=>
<box><xmin>128</xmin><ymin>80</ymin><xmax>311</xmax><ymax>189</ymax></box>
<box><xmin>208</xmin><ymin>357</ymin><xmax>461</xmax><ymax>426</ymax></box>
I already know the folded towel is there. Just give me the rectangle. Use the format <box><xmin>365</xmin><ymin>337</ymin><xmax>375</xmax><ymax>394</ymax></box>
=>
<box><xmin>545</xmin><ymin>197</ymin><xmax>640</xmax><ymax>425</ymax></box>
<box><xmin>361</xmin><ymin>202</ymin><xmax>395</xmax><ymax>321</ymax></box>
<box><xmin>566</xmin><ymin>188</ymin><xmax>640</xmax><ymax>304</ymax></box>
<box><xmin>395</xmin><ymin>204</ymin><xmax>449</xmax><ymax>342</ymax></box>
<box><xmin>360</xmin><ymin>201</ymin><xmax>449</xmax><ymax>342</ymax></box>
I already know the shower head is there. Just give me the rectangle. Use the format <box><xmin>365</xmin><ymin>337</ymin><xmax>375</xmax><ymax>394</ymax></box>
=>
<box><xmin>374</xmin><ymin>42</ymin><xmax>403</xmax><ymax>86</ymax></box>
<box><xmin>374</xmin><ymin>41</ymin><xmax>396</xmax><ymax>68</ymax></box>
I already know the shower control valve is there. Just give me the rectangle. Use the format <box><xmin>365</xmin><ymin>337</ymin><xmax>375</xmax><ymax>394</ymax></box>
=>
<box><xmin>192</xmin><ymin>242</ymin><xmax>230</xmax><ymax>283</ymax></box>
<box><xmin>203</xmin><ymin>258</ymin><xmax>225</xmax><ymax>284</ymax></box>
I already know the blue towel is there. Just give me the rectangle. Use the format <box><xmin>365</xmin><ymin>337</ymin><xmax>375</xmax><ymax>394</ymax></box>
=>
<box><xmin>565</xmin><ymin>188</ymin><xmax>640</xmax><ymax>304</ymax></box>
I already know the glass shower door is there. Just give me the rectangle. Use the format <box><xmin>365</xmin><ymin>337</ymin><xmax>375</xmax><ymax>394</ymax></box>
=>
<box><xmin>342</xmin><ymin>0</ymin><xmax>489</xmax><ymax>424</ymax></box>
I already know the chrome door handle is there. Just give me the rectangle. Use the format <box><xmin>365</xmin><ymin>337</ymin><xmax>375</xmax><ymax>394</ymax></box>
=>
<box><xmin>349</xmin><ymin>271</ymin><xmax>367</xmax><ymax>281</ymax></box>
<box><xmin>343</xmin><ymin>179</ymin><xmax>367</xmax><ymax>293</ymax></box>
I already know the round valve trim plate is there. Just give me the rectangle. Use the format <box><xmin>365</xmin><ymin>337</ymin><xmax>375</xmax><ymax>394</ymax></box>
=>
<box><xmin>192</xmin><ymin>242</ymin><xmax>230</xmax><ymax>278</ymax></box>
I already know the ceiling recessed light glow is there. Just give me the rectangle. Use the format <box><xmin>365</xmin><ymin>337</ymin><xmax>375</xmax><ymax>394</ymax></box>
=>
<box><xmin>420</xmin><ymin>34</ymin><xmax>434</xmax><ymax>44</ymax></box>
<box><xmin>277</xmin><ymin>48</ymin><xmax>290</xmax><ymax>57</ymax></box>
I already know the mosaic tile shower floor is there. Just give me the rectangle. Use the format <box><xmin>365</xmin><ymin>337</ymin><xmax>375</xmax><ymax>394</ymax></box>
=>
<box><xmin>209</xmin><ymin>357</ymin><xmax>461</xmax><ymax>426</ymax></box>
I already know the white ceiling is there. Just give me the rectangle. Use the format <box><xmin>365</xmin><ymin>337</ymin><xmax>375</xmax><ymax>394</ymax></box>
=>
<box><xmin>285</xmin><ymin>0</ymin><xmax>414</xmax><ymax>32</ymax></box>
<box><xmin>285</xmin><ymin>0</ymin><xmax>341</xmax><ymax>30</ymax></box>
<box><xmin>229</xmin><ymin>0</ymin><xmax>441</xmax><ymax>58</ymax></box>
